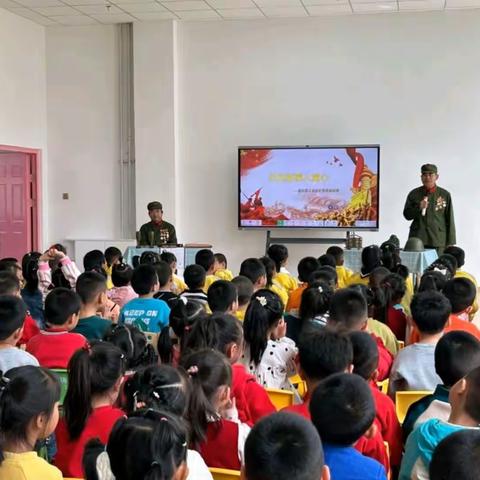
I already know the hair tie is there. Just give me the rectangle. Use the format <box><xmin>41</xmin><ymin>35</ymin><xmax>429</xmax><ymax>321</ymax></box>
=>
<box><xmin>187</xmin><ymin>365</ymin><xmax>199</xmax><ymax>377</ymax></box>
<box><xmin>156</xmin><ymin>382</ymin><xmax>183</xmax><ymax>390</ymax></box>
<box><xmin>180</xmin><ymin>296</ymin><xmax>187</xmax><ymax>305</ymax></box>
<box><xmin>255</xmin><ymin>296</ymin><xmax>267</xmax><ymax>307</ymax></box>
<box><xmin>0</xmin><ymin>374</ymin><xmax>10</xmax><ymax>394</ymax></box>
<box><xmin>83</xmin><ymin>343</ymin><xmax>92</xmax><ymax>354</ymax></box>
<box><xmin>184</xmin><ymin>325</ymin><xmax>191</xmax><ymax>332</ymax></box>
<box><xmin>318</xmin><ymin>286</ymin><xmax>323</xmax><ymax>293</ymax></box>
<box><xmin>152</xmin><ymin>391</ymin><xmax>160</xmax><ymax>399</ymax></box>
<box><xmin>383</xmin><ymin>282</ymin><xmax>392</xmax><ymax>288</ymax></box>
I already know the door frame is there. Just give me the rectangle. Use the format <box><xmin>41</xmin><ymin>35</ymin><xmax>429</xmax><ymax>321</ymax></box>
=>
<box><xmin>0</xmin><ymin>144</ymin><xmax>42</xmax><ymax>254</ymax></box>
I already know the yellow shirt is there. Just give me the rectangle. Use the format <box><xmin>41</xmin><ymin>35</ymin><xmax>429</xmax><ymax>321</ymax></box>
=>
<box><xmin>345</xmin><ymin>272</ymin><xmax>370</xmax><ymax>287</ymax></box>
<box><xmin>366</xmin><ymin>318</ymin><xmax>399</xmax><ymax>356</ymax></box>
<box><xmin>336</xmin><ymin>265</ymin><xmax>353</xmax><ymax>289</ymax></box>
<box><xmin>105</xmin><ymin>265</ymin><xmax>114</xmax><ymax>290</ymax></box>
<box><xmin>274</xmin><ymin>272</ymin><xmax>298</xmax><ymax>294</ymax></box>
<box><xmin>0</xmin><ymin>451</ymin><xmax>62</xmax><ymax>480</ymax></box>
<box><xmin>269</xmin><ymin>282</ymin><xmax>289</xmax><ymax>310</ymax></box>
<box><xmin>215</xmin><ymin>269</ymin><xmax>234</xmax><ymax>281</ymax></box>
<box><xmin>172</xmin><ymin>274</ymin><xmax>187</xmax><ymax>294</ymax></box>
<box><xmin>202</xmin><ymin>274</ymin><xmax>218</xmax><ymax>293</ymax></box>
<box><xmin>400</xmin><ymin>274</ymin><xmax>415</xmax><ymax>317</ymax></box>
<box><xmin>235</xmin><ymin>309</ymin><xmax>246</xmax><ymax>322</ymax></box>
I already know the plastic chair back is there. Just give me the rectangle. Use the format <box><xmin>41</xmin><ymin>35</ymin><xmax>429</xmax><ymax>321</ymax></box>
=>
<box><xmin>50</xmin><ymin>368</ymin><xmax>69</xmax><ymax>405</ymax></box>
<box><xmin>396</xmin><ymin>390</ymin><xmax>432</xmax><ymax>424</ymax></box>
<box><xmin>266</xmin><ymin>388</ymin><xmax>294</xmax><ymax>410</ymax></box>
<box><xmin>209</xmin><ymin>468</ymin><xmax>241</xmax><ymax>480</ymax></box>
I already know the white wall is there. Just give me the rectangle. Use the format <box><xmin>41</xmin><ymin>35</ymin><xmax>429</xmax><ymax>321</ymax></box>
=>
<box><xmin>45</xmin><ymin>25</ymin><xmax>121</xmax><ymax>247</ymax></box>
<box><xmin>0</xmin><ymin>9</ymin><xmax>48</xmax><ymax>245</ymax></box>
<box><xmin>171</xmin><ymin>12</ymin><xmax>480</xmax><ymax>276</ymax></box>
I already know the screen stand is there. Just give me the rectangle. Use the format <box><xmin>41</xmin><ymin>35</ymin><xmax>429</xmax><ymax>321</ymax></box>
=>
<box><xmin>265</xmin><ymin>230</ymin><xmax>349</xmax><ymax>254</ymax></box>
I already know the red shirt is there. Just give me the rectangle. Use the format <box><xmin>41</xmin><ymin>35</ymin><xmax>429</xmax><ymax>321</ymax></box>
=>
<box><xmin>26</xmin><ymin>329</ymin><xmax>87</xmax><ymax>369</ymax></box>
<box><xmin>373</xmin><ymin>334</ymin><xmax>393</xmax><ymax>381</ymax></box>
<box><xmin>386</xmin><ymin>306</ymin><xmax>408</xmax><ymax>341</ymax></box>
<box><xmin>282</xmin><ymin>395</ymin><xmax>390</xmax><ymax>474</ymax></box>
<box><xmin>18</xmin><ymin>314</ymin><xmax>40</xmax><ymax>346</ymax></box>
<box><xmin>231</xmin><ymin>363</ymin><xmax>275</xmax><ymax>425</ymax></box>
<box><xmin>369</xmin><ymin>381</ymin><xmax>402</xmax><ymax>468</ymax></box>
<box><xmin>55</xmin><ymin>405</ymin><xmax>125</xmax><ymax>477</ymax></box>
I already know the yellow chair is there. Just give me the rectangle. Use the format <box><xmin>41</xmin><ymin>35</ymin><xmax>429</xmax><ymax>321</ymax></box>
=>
<box><xmin>209</xmin><ymin>468</ymin><xmax>241</xmax><ymax>480</ymax></box>
<box><xmin>289</xmin><ymin>374</ymin><xmax>307</xmax><ymax>398</ymax></box>
<box><xmin>396</xmin><ymin>391</ymin><xmax>432</xmax><ymax>424</ymax></box>
<box><xmin>377</xmin><ymin>378</ymin><xmax>389</xmax><ymax>395</ymax></box>
<box><xmin>266</xmin><ymin>388</ymin><xmax>294</xmax><ymax>410</ymax></box>
<box><xmin>50</xmin><ymin>368</ymin><xmax>68</xmax><ymax>405</ymax></box>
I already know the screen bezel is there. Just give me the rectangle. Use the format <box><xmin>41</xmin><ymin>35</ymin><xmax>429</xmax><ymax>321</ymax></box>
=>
<box><xmin>237</xmin><ymin>145</ymin><xmax>380</xmax><ymax>231</ymax></box>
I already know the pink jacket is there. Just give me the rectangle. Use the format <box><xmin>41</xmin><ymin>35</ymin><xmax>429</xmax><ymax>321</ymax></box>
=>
<box><xmin>107</xmin><ymin>286</ymin><xmax>137</xmax><ymax>308</ymax></box>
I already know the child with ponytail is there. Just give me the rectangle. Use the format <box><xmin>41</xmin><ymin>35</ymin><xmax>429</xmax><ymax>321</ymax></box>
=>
<box><xmin>241</xmin><ymin>289</ymin><xmax>297</xmax><ymax>390</ymax></box>
<box><xmin>183</xmin><ymin>313</ymin><xmax>275</xmax><ymax>424</ymax></box>
<box><xmin>54</xmin><ymin>342</ymin><xmax>126</xmax><ymax>477</ymax></box>
<box><xmin>379</xmin><ymin>273</ymin><xmax>408</xmax><ymax>341</ymax></box>
<box><xmin>181</xmin><ymin>349</ymin><xmax>251</xmax><ymax>470</ymax></box>
<box><xmin>0</xmin><ymin>366</ymin><xmax>61</xmax><ymax>480</ymax></box>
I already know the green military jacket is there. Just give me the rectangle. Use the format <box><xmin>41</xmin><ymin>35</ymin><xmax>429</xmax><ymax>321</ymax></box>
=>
<box><xmin>403</xmin><ymin>186</ymin><xmax>456</xmax><ymax>248</ymax></box>
<box><xmin>138</xmin><ymin>220</ymin><xmax>177</xmax><ymax>246</ymax></box>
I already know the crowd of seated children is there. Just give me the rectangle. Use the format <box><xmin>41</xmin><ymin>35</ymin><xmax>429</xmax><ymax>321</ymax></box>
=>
<box><xmin>152</xmin><ymin>259</ymin><xmax>178</xmax><ymax>305</ymax></box>
<box><xmin>181</xmin><ymin>264</ymin><xmax>208</xmax><ymax>305</ymax></box>
<box><xmin>267</xmin><ymin>244</ymin><xmax>298</xmax><ymax>294</ymax></box>
<box><xmin>400</xmin><ymin>365</ymin><xmax>480</xmax><ymax>479</ymax></box>
<box><xmin>26</xmin><ymin>288</ymin><xmax>87</xmax><ymax>369</ymax></box>
<box><xmin>214</xmin><ymin>252</ymin><xmax>234</xmax><ymax>281</ymax></box>
<box><xmin>389</xmin><ymin>291</ymin><xmax>451</xmax><ymax>397</ymax></box>
<box><xmin>311</xmin><ymin>373</ymin><xmax>388</xmax><ymax>480</ymax></box>
<box><xmin>402</xmin><ymin>331</ymin><xmax>480</xmax><ymax>439</ymax></box>
<box><xmin>54</xmin><ymin>342</ymin><xmax>126</xmax><ymax>477</ymax></box>
<box><xmin>241</xmin><ymin>289</ymin><xmax>297</xmax><ymax>390</ymax></box>
<box><xmin>243</xmin><ymin>411</ymin><xmax>331</xmax><ymax>480</ymax></box>
<box><xmin>119</xmin><ymin>264</ymin><xmax>170</xmax><ymax>332</ymax></box>
<box><xmin>195</xmin><ymin>249</ymin><xmax>218</xmax><ymax>293</ymax></box>
<box><xmin>231</xmin><ymin>275</ymin><xmax>254</xmax><ymax>322</ymax></box>
<box><xmin>107</xmin><ymin>262</ymin><xmax>137</xmax><ymax>308</ymax></box>
<box><xmin>181</xmin><ymin>349</ymin><xmax>251</xmax><ymax>470</ymax></box>
<box><xmin>429</xmin><ymin>429</ymin><xmax>480</xmax><ymax>480</ymax></box>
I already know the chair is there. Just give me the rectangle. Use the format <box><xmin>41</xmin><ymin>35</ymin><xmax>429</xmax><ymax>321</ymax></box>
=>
<box><xmin>50</xmin><ymin>368</ymin><xmax>68</xmax><ymax>405</ymax></box>
<box><xmin>384</xmin><ymin>441</ymin><xmax>391</xmax><ymax>480</ymax></box>
<box><xmin>289</xmin><ymin>374</ymin><xmax>307</xmax><ymax>398</ymax></box>
<box><xmin>266</xmin><ymin>388</ymin><xmax>294</xmax><ymax>410</ymax></box>
<box><xmin>396</xmin><ymin>391</ymin><xmax>432</xmax><ymax>424</ymax></box>
<box><xmin>377</xmin><ymin>378</ymin><xmax>389</xmax><ymax>395</ymax></box>
<box><xmin>209</xmin><ymin>468</ymin><xmax>241</xmax><ymax>480</ymax></box>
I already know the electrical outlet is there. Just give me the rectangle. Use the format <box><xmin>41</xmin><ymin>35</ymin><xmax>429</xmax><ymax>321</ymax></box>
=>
<box><xmin>62</xmin><ymin>193</ymin><xmax>69</xmax><ymax>200</ymax></box>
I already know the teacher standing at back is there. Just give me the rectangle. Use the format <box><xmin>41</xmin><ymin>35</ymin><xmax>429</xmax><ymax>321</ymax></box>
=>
<box><xmin>403</xmin><ymin>164</ymin><xmax>456</xmax><ymax>254</ymax></box>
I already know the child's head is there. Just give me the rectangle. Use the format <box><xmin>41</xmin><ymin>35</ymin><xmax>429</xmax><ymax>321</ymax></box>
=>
<box><xmin>183</xmin><ymin>264</ymin><xmax>206</xmax><ymax>291</ymax></box>
<box><xmin>267</xmin><ymin>244</ymin><xmax>289</xmax><ymax>272</ymax></box>
<box><xmin>214</xmin><ymin>252</ymin><xmax>228</xmax><ymax>270</ymax></box>
<box><xmin>0</xmin><ymin>366</ymin><xmax>60</xmax><ymax>464</ymax></box>
<box><xmin>328</xmin><ymin>289</ymin><xmax>368</xmax><ymax>332</ymax></box>
<box><xmin>195</xmin><ymin>249</ymin><xmax>215</xmax><ymax>274</ymax></box>
<box><xmin>0</xmin><ymin>257</ymin><xmax>22</xmax><ymax>283</ymax></box>
<box><xmin>183</xmin><ymin>313</ymin><xmax>243</xmax><ymax>364</ymax></box>
<box><xmin>243</xmin><ymin>289</ymin><xmax>284</xmax><ymax>366</ymax></box>
<box><xmin>0</xmin><ymin>271</ymin><xmax>20</xmax><ymax>296</ymax></box>
<box><xmin>361</xmin><ymin>245</ymin><xmax>382</xmax><ymax>275</ymax></box>
<box><xmin>426</xmin><ymin>256</ymin><xmax>456</xmax><ymax>281</ymax></box>
<box><xmin>64</xmin><ymin>342</ymin><xmax>126</xmax><ymax>440</ymax></box>
<box><xmin>380</xmin><ymin>273</ymin><xmax>406</xmax><ymax>305</ymax></box>
<box><xmin>231</xmin><ymin>275</ymin><xmax>254</xmax><ymax>309</ymax></box>
<box><xmin>0</xmin><ymin>296</ymin><xmax>27</xmax><ymax>344</ymax></box>
<box><xmin>349</xmin><ymin>331</ymin><xmax>379</xmax><ymax>381</ymax></box>
<box><xmin>429</xmin><ymin>429</ymin><xmax>480</xmax><ymax>480</ymax></box>
<box><xmin>435</xmin><ymin>331</ymin><xmax>480</xmax><ymax>388</ymax></box>
<box><xmin>160</xmin><ymin>251</ymin><xmax>177</xmax><ymax>271</ymax></box>
<box><xmin>310</xmin><ymin>373</ymin><xmax>376</xmax><ymax>446</ymax></box>
<box><xmin>298</xmin><ymin>328</ymin><xmax>353</xmax><ymax>383</ymax></box>
<box><xmin>297</xmin><ymin>256</ymin><xmax>320</xmax><ymax>283</ymax></box>
<box><xmin>104</xmin><ymin>324</ymin><xmax>158</xmax><ymax>370</ymax></box>
<box><xmin>207</xmin><ymin>280</ymin><xmax>238</xmax><ymax>313</ymax></box>
<box><xmin>318</xmin><ymin>254</ymin><xmax>336</xmax><ymax>269</ymax></box>
<box><xmin>380</xmin><ymin>241</ymin><xmax>401</xmax><ymax>271</ymax></box>
<box><xmin>243</xmin><ymin>412</ymin><xmax>330</xmax><ymax>480</ymax></box>
<box><xmin>443</xmin><ymin>246</ymin><xmax>466</xmax><ymax>269</ymax></box>
<box><xmin>181</xmin><ymin>349</ymin><xmax>232</xmax><ymax>445</ymax></box>
<box><xmin>44</xmin><ymin>287</ymin><xmax>81</xmax><ymax>329</ymax></box>
<box><xmin>158</xmin><ymin>298</ymin><xmax>205</xmax><ymax>364</ymax></box>
<box><xmin>111</xmin><ymin>263</ymin><xmax>133</xmax><ymax>288</ymax></box>
<box><xmin>152</xmin><ymin>260</ymin><xmax>173</xmax><ymax>290</ymax></box>
<box><xmin>76</xmin><ymin>271</ymin><xmax>107</xmax><ymax>308</ymax></box>
<box><xmin>368</xmin><ymin>266</ymin><xmax>390</xmax><ymax>289</ymax></box>
<box><xmin>326</xmin><ymin>246</ymin><xmax>344</xmax><ymax>267</ymax></box>
<box><xmin>299</xmin><ymin>282</ymin><xmax>334</xmax><ymax>325</ymax></box>
<box><xmin>411</xmin><ymin>291</ymin><xmax>451</xmax><ymax>335</ymax></box>
<box><xmin>96</xmin><ymin>409</ymin><xmax>188</xmax><ymax>480</ymax></box>
<box><xmin>443</xmin><ymin>278</ymin><xmax>477</xmax><ymax>315</ymax></box>
<box><xmin>418</xmin><ymin>270</ymin><xmax>448</xmax><ymax>293</ymax></box>
<box><xmin>259</xmin><ymin>256</ymin><xmax>276</xmax><ymax>287</ymax></box>
<box><xmin>139</xmin><ymin>250</ymin><xmax>162</xmax><ymax>265</ymax></box>
<box><xmin>309</xmin><ymin>266</ymin><xmax>337</xmax><ymax>289</ymax></box>
<box><xmin>83</xmin><ymin>249</ymin><xmax>107</xmax><ymax>275</ymax></box>
<box><xmin>21</xmin><ymin>251</ymin><xmax>41</xmax><ymax>293</ymax></box>
<box><xmin>104</xmin><ymin>246</ymin><xmax>122</xmax><ymax>268</ymax></box>
<box><xmin>449</xmin><ymin>366</ymin><xmax>480</xmax><ymax>424</ymax></box>
<box><xmin>239</xmin><ymin>258</ymin><xmax>267</xmax><ymax>290</ymax></box>
<box><xmin>124</xmin><ymin>365</ymin><xmax>187</xmax><ymax>415</ymax></box>
<box><xmin>131</xmin><ymin>264</ymin><xmax>160</xmax><ymax>296</ymax></box>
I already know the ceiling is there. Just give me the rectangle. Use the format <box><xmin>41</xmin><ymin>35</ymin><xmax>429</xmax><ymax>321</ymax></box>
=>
<box><xmin>1</xmin><ymin>0</ymin><xmax>479</xmax><ymax>26</ymax></box>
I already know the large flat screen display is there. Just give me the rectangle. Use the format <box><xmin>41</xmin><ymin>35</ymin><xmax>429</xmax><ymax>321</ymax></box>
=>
<box><xmin>238</xmin><ymin>145</ymin><xmax>380</xmax><ymax>230</ymax></box>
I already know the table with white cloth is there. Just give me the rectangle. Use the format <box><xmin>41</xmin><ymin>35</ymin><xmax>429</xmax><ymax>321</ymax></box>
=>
<box><xmin>344</xmin><ymin>249</ymin><xmax>438</xmax><ymax>275</ymax></box>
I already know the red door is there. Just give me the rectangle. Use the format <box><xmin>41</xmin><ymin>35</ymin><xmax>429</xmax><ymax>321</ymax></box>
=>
<box><xmin>0</xmin><ymin>152</ymin><xmax>37</xmax><ymax>260</ymax></box>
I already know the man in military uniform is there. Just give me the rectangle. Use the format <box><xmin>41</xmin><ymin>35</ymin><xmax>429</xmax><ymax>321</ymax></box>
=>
<box><xmin>138</xmin><ymin>201</ymin><xmax>178</xmax><ymax>246</ymax></box>
<box><xmin>403</xmin><ymin>164</ymin><xmax>455</xmax><ymax>254</ymax></box>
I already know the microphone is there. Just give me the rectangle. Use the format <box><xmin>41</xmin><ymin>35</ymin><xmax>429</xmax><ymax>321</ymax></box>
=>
<box><xmin>421</xmin><ymin>196</ymin><xmax>428</xmax><ymax>216</ymax></box>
